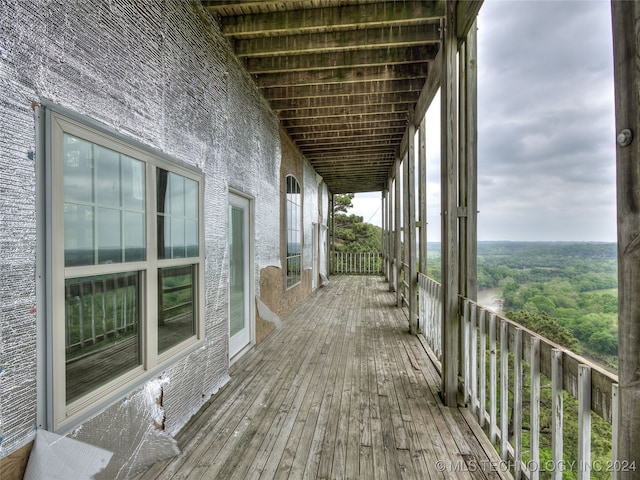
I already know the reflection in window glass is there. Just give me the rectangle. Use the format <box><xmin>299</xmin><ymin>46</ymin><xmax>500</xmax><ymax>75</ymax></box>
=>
<box><xmin>285</xmin><ymin>175</ymin><xmax>301</xmax><ymax>288</ymax></box>
<box><xmin>63</xmin><ymin>134</ymin><xmax>145</xmax><ymax>266</ymax></box>
<box><xmin>65</xmin><ymin>272</ymin><xmax>141</xmax><ymax>403</ymax></box>
<box><xmin>157</xmin><ymin>169</ymin><xmax>199</xmax><ymax>259</ymax></box>
<box><xmin>158</xmin><ymin>265</ymin><xmax>196</xmax><ymax>353</ymax></box>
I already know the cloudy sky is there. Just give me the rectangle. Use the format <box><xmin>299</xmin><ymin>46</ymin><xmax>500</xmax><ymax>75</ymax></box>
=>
<box><xmin>351</xmin><ymin>0</ymin><xmax>617</xmax><ymax>242</ymax></box>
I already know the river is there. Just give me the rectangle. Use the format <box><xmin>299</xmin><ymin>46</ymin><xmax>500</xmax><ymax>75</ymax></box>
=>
<box><xmin>477</xmin><ymin>287</ymin><xmax>503</xmax><ymax>314</ymax></box>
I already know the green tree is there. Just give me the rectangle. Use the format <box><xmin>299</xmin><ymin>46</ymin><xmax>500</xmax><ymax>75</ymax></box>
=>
<box><xmin>333</xmin><ymin>193</ymin><xmax>354</xmax><ymax>214</ymax></box>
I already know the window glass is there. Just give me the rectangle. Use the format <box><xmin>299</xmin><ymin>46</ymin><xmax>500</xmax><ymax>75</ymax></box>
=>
<box><xmin>158</xmin><ymin>265</ymin><xmax>196</xmax><ymax>353</ymax></box>
<box><xmin>63</xmin><ymin>134</ymin><xmax>145</xmax><ymax>267</ymax></box>
<box><xmin>285</xmin><ymin>175</ymin><xmax>301</xmax><ymax>287</ymax></box>
<box><xmin>64</xmin><ymin>204</ymin><xmax>95</xmax><ymax>266</ymax></box>
<box><xmin>157</xmin><ymin>169</ymin><xmax>199</xmax><ymax>259</ymax></box>
<box><xmin>65</xmin><ymin>272</ymin><xmax>141</xmax><ymax>403</ymax></box>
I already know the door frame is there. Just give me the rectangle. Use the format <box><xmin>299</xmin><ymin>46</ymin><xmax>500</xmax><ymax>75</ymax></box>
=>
<box><xmin>228</xmin><ymin>189</ymin><xmax>255</xmax><ymax>363</ymax></box>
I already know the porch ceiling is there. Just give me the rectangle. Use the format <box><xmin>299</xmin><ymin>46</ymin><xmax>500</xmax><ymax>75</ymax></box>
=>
<box><xmin>203</xmin><ymin>0</ymin><xmax>445</xmax><ymax>194</ymax></box>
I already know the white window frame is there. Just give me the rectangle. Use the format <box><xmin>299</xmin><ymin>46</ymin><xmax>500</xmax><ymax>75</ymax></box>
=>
<box><xmin>46</xmin><ymin>109</ymin><xmax>205</xmax><ymax>431</ymax></box>
<box><xmin>285</xmin><ymin>174</ymin><xmax>302</xmax><ymax>289</ymax></box>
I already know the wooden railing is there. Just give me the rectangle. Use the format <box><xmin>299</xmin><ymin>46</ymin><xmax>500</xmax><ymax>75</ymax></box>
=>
<box><xmin>418</xmin><ymin>273</ymin><xmax>442</xmax><ymax>361</ymax></box>
<box><xmin>331</xmin><ymin>252</ymin><xmax>382</xmax><ymax>275</ymax></box>
<box><xmin>417</xmin><ymin>275</ymin><xmax>621</xmax><ymax>480</ymax></box>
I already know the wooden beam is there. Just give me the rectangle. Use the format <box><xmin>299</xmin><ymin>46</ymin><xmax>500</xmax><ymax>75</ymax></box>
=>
<box><xmin>244</xmin><ymin>45</ymin><xmax>439</xmax><ymax>74</ymax></box>
<box><xmin>256</xmin><ymin>63</ymin><xmax>429</xmax><ymax>88</ymax></box>
<box><xmin>219</xmin><ymin>3</ymin><xmax>445</xmax><ymax>37</ymax></box>
<box><xmin>283</xmin><ymin>112</ymin><xmax>409</xmax><ymax>128</ymax></box>
<box><xmin>277</xmin><ymin>103</ymin><xmax>410</xmax><ymax>120</ymax></box>
<box><xmin>234</xmin><ymin>24</ymin><xmax>441</xmax><ymax>57</ymax></box>
<box><xmin>611</xmin><ymin>1</ymin><xmax>640</xmax><ymax>473</ymax></box>
<box><xmin>263</xmin><ymin>79</ymin><xmax>426</xmax><ymax>100</ymax></box>
<box><xmin>456</xmin><ymin>0</ymin><xmax>483</xmax><ymax>42</ymax></box>
<box><xmin>270</xmin><ymin>92</ymin><xmax>419</xmax><ymax>112</ymax></box>
<box><xmin>440</xmin><ymin>0</ymin><xmax>459</xmax><ymax>407</ymax></box>
<box><xmin>287</xmin><ymin>120</ymin><xmax>407</xmax><ymax>135</ymax></box>
<box><xmin>399</xmin><ymin>46</ymin><xmax>442</xmax><ymax>158</ymax></box>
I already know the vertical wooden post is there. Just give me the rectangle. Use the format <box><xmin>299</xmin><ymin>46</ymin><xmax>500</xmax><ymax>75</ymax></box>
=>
<box><xmin>387</xmin><ymin>178</ymin><xmax>393</xmax><ymax>286</ymax></box>
<box><xmin>406</xmin><ymin>116</ymin><xmax>418</xmax><ymax>333</ymax></box>
<box><xmin>611</xmin><ymin>3</ymin><xmax>640</xmax><ymax>472</ymax></box>
<box><xmin>419</xmin><ymin>116</ymin><xmax>428</xmax><ymax>276</ymax></box>
<box><xmin>394</xmin><ymin>158</ymin><xmax>402</xmax><ymax>306</ymax></box>
<box><xmin>441</xmin><ymin>0</ymin><xmax>459</xmax><ymax>406</ymax></box>
<box><xmin>330</xmin><ymin>193</ymin><xmax>335</xmax><ymax>274</ymax></box>
<box><xmin>382</xmin><ymin>190</ymin><xmax>387</xmax><ymax>281</ymax></box>
<box><xmin>459</xmin><ymin>20</ymin><xmax>478</xmax><ymax>303</ymax></box>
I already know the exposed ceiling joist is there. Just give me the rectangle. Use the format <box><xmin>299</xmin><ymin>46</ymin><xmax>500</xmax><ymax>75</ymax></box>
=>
<box><xmin>209</xmin><ymin>0</ymin><xmax>449</xmax><ymax>194</ymax></box>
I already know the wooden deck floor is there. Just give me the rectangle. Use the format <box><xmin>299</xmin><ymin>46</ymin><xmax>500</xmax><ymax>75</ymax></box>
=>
<box><xmin>138</xmin><ymin>276</ymin><xmax>510</xmax><ymax>480</ymax></box>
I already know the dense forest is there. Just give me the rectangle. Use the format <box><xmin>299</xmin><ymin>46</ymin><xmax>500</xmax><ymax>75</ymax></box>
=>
<box><xmin>428</xmin><ymin>241</ymin><xmax>618</xmax><ymax>370</ymax></box>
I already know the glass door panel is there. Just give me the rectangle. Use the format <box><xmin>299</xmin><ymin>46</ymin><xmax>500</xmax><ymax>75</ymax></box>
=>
<box><xmin>229</xmin><ymin>194</ymin><xmax>251</xmax><ymax>358</ymax></box>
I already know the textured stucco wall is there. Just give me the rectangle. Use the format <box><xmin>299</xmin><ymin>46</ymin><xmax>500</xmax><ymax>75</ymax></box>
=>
<box><xmin>0</xmin><ymin>1</ymin><xmax>298</xmax><ymax>477</ymax></box>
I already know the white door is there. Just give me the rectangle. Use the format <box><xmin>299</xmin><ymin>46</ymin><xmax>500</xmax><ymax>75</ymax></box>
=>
<box><xmin>229</xmin><ymin>194</ymin><xmax>252</xmax><ymax>358</ymax></box>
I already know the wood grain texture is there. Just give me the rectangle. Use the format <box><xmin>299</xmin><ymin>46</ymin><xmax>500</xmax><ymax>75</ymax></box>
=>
<box><xmin>135</xmin><ymin>276</ymin><xmax>509</xmax><ymax>480</ymax></box>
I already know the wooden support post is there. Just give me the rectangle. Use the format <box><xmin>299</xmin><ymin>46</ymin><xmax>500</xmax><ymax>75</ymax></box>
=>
<box><xmin>440</xmin><ymin>0</ymin><xmax>460</xmax><ymax>407</ymax></box>
<box><xmin>419</xmin><ymin>116</ymin><xmax>428</xmax><ymax>276</ymax></box>
<box><xmin>459</xmin><ymin>19</ymin><xmax>478</xmax><ymax>303</ymax></box>
<box><xmin>394</xmin><ymin>158</ymin><xmax>402</xmax><ymax>306</ymax></box>
<box><xmin>611</xmin><ymin>3</ymin><xmax>640</xmax><ymax>473</ymax></box>
<box><xmin>406</xmin><ymin>116</ymin><xmax>418</xmax><ymax>333</ymax></box>
<box><xmin>382</xmin><ymin>190</ymin><xmax>387</xmax><ymax>281</ymax></box>
<box><xmin>330</xmin><ymin>194</ymin><xmax>334</xmax><ymax>274</ymax></box>
<box><xmin>388</xmin><ymin>175</ymin><xmax>395</xmax><ymax>290</ymax></box>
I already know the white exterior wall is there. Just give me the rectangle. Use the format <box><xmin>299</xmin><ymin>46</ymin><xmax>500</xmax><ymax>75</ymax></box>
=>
<box><xmin>0</xmin><ymin>1</ymin><xmax>320</xmax><ymax>477</ymax></box>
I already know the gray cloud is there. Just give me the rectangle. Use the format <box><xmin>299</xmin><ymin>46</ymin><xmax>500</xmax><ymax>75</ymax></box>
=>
<box><xmin>477</xmin><ymin>0</ymin><xmax>616</xmax><ymax>241</ymax></box>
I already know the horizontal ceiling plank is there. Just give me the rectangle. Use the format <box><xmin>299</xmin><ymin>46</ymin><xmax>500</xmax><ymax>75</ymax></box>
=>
<box><xmin>283</xmin><ymin>112</ymin><xmax>408</xmax><ymax>128</ymax></box>
<box><xmin>296</xmin><ymin>131</ymin><xmax>403</xmax><ymax>144</ymax></box>
<box><xmin>286</xmin><ymin>120</ymin><xmax>407</xmax><ymax>135</ymax></box>
<box><xmin>298</xmin><ymin>140</ymin><xmax>403</xmax><ymax>153</ymax></box>
<box><xmin>314</xmin><ymin>167</ymin><xmax>392</xmax><ymax>175</ymax></box>
<box><xmin>269</xmin><ymin>91</ymin><xmax>419</xmax><ymax>111</ymax></box>
<box><xmin>278</xmin><ymin>102</ymin><xmax>410</xmax><ymax>120</ymax></box>
<box><xmin>309</xmin><ymin>155</ymin><xmax>395</xmax><ymax>165</ymax></box>
<box><xmin>234</xmin><ymin>24</ymin><xmax>440</xmax><ymax>57</ymax></box>
<box><xmin>244</xmin><ymin>45</ymin><xmax>438</xmax><ymax>74</ymax></box>
<box><xmin>219</xmin><ymin>2</ymin><xmax>444</xmax><ymax>38</ymax></box>
<box><xmin>302</xmin><ymin>143</ymin><xmax>397</xmax><ymax>154</ymax></box>
<box><xmin>263</xmin><ymin>78</ymin><xmax>425</xmax><ymax>100</ymax></box>
<box><xmin>290</xmin><ymin>127</ymin><xmax>405</xmax><ymax>141</ymax></box>
<box><xmin>255</xmin><ymin>63</ymin><xmax>428</xmax><ymax>88</ymax></box>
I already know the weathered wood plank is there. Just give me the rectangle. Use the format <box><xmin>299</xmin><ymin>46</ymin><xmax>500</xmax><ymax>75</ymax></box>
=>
<box><xmin>135</xmin><ymin>277</ymin><xmax>510</xmax><ymax>480</ymax></box>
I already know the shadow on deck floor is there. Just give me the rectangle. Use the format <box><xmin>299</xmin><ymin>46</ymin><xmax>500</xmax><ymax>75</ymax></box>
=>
<box><xmin>137</xmin><ymin>275</ymin><xmax>510</xmax><ymax>480</ymax></box>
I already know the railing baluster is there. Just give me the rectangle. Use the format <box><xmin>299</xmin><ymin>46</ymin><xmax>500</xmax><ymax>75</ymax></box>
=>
<box><xmin>514</xmin><ymin>327</ymin><xmax>523</xmax><ymax>479</ymax></box>
<box><xmin>489</xmin><ymin>312</ymin><xmax>497</xmax><ymax>443</ymax></box>
<box><xmin>479</xmin><ymin>308</ymin><xmax>487</xmax><ymax>428</ymax></box>
<box><xmin>578</xmin><ymin>364</ymin><xmax>592</xmax><ymax>480</ymax></box>
<box><xmin>500</xmin><ymin>319</ymin><xmax>509</xmax><ymax>462</ymax></box>
<box><xmin>612</xmin><ymin>383</ymin><xmax>619</xmax><ymax>480</ymax></box>
<box><xmin>551</xmin><ymin>349</ymin><xmax>563</xmax><ymax>480</ymax></box>
<box><xmin>79</xmin><ymin>283</ymin><xmax>85</xmax><ymax>347</ymax></box>
<box><xmin>530</xmin><ymin>337</ymin><xmax>541</xmax><ymax>480</ymax></box>
<box><xmin>470</xmin><ymin>304</ymin><xmax>478</xmax><ymax>418</ymax></box>
<box><xmin>463</xmin><ymin>300</ymin><xmax>471</xmax><ymax>404</ymax></box>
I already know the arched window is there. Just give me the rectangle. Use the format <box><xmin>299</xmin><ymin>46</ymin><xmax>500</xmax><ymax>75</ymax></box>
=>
<box><xmin>285</xmin><ymin>175</ymin><xmax>301</xmax><ymax>288</ymax></box>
